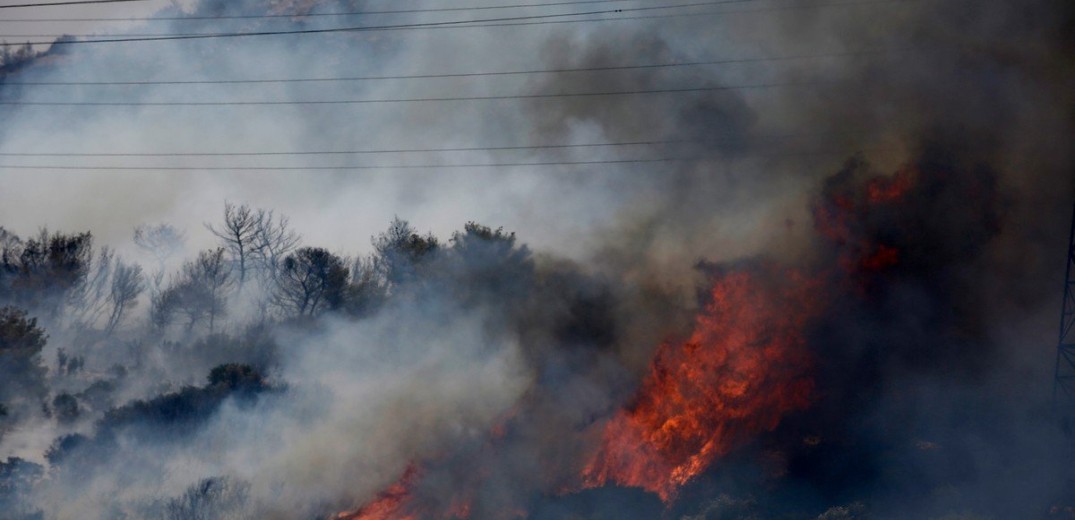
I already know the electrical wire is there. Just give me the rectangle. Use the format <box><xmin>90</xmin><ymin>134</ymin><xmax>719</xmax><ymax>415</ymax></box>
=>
<box><xmin>0</xmin><ymin>80</ymin><xmax>833</xmax><ymax>106</ymax></box>
<box><xmin>0</xmin><ymin>158</ymin><xmax>686</xmax><ymax>170</ymax></box>
<box><xmin>0</xmin><ymin>0</ymin><xmax>145</xmax><ymax>8</ymax></box>
<box><xmin>0</xmin><ymin>48</ymin><xmax>903</xmax><ymax>86</ymax></box>
<box><xmin>0</xmin><ymin>139</ymin><xmax>685</xmax><ymax>157</ymax></box>
<box><xmin>0</xmin><ymin>147</ymin><xmax>902</xmax><ymax>171</ymax></box>
<box><xmin>0</xmin><ymin>0</ymin><xmax>634</xmax><ymax>22</ymax></box>
<box><xmin>0</xmin><ymin>0</ymin><xmax>917</xmax><ymax>46</ymax></box>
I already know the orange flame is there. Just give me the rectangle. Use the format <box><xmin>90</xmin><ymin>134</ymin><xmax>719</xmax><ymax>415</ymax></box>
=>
<box><xmin>581</xmin><ymin>267</ymin><xmax>820</xmax><ymax>501</ymax></box>
<box><xmin>335</xmin><ymin>466</ymin><xmax>420</xmax><ymax>520</ymax></box>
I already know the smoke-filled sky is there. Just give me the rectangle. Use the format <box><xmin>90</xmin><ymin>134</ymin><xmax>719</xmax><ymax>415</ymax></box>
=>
<box><xmin>0</xmin><ymin>0</ymin><xmax>942</xmax><ymax>261</ymax></box>
<box><xmin>1</xmin><ymin>0</ymin><xmax>1074</xmax><ymax>518</ymax></box>
<box><xmin>0</xmin><ymin>0</ymin><xmax>1066</xmax><ymax>271</ymax></box>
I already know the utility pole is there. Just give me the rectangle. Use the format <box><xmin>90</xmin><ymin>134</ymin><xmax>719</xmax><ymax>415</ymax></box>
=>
<box><xmin>1053</xmin><ymin>203</ymin><xmax>1075</xmax><ymax>410</ymax></box>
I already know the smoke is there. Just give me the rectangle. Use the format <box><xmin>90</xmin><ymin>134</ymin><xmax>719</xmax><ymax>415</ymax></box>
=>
<box><xmin>0</xmin><ymin>0</ymin><xmax>1073</xmax><ymax>518</ymax></box>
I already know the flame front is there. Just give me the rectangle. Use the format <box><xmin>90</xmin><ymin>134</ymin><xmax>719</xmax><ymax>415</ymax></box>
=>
<box><xmin>335</xmin><ymin>466</ymin><xmax>420</xmax><ymax>520</ymax></box>
<box><xmin>580</xmin><ymin>267</ymin><xmax>820</xmax><ymax>501</ymax></box>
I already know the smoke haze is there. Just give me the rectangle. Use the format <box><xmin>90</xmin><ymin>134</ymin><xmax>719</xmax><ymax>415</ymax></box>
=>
<box><xmin>0</xmin><ymin>0</ymin><xmax>1073</xmax><ymax>518</ymax></box>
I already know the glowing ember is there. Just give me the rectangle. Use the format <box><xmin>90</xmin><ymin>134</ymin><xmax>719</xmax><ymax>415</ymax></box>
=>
<box><xmin>814</xmin><ymin>167</ymin><xmax>919</xmax><ymax>274</ymax></box>
<box><xmin>581</xmin><ymin>266</ymin><xmax>820</xmax><ymax>501</ymax></box>
<box><xmin>860</xmin><ymin>244</ymin><xmax>900</xmax><ymax>271</ymax></box>
<box><xmin>865</xmin><ymin>168</ymin><xmax>916</xmax><ymax>204</ymax></box>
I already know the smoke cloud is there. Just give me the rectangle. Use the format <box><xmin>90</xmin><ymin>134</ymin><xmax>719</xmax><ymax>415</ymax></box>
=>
<box><xmin>0</xmin><ymin>0</ymin><xmax>1073</xmax><ymax>518</ymax></box>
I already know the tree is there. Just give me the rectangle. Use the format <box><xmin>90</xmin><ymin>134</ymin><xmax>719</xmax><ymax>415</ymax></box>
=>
<box><xmin>271</xmin><ymin>247</ymin><xmax>349</xmax><ymax>317</ymax></box>
<box><xmin>0</xmin><ymin>456</ymin><xmax>43</xmax><ymax>519</ymax></box>
<box><xmin>63</xmin><ymin>248</ymin><xmax>145</xmax><ymax>335</ymax></box>
<box><xmin>0</xmin><ymin>306</ymin><xmax>48</xmax><ymax>418</ymax></box>
<box><xmin>51</xmin><ymin>393</ymin><xmax>80</xmax><ymax>424</ymax></box>
<box><xmin>5</xmin><ymin>230</ymin><xmax>93</xmax><ymax>316</ymax></box>
<box><xmin>250</xmin><ymin>209</ymin><xmax>300</xmax><ymax>282</ymax></box>
<box><xmin>105</xmin><ymin>260</ymin><xmax>144</xmax><ymax>334</ymax></box>
<box><xmin>207</xmin><ymin>364</ymin><xmax>265</xmax><ymax>390</ymax></box>
<box><xmin>0</xmin><ymin>228</ymin><xmax>19</xmax><ymax>305</ymax></box>
<box><xmin>206</xmin><ymin>202</ymin><xmax>261</xmax><ymax>290</ymax></box>
<box><xmin>163</xmin><ymin>476</ymin><xmax>249</xmax><ymax>520</ymax></box>
<box><xmin>342</xmin><ymin>256</ymin><xmax>387</xmax><ymax>318</ymax></box>
<box><xmin>0</xmin><ymin>227</ymin><xmax>19</xmax><ymax>255</ymax></box>
<box><xmin>133</xmin><ymin>223</ymin><xmax>185</xmax><ymax>272</ymax></box>
<box><xmin>153</xmin><ymin>249</ymin><xmax>231</xmax><ymax>334</ymax></box>
<box><xmin>433</xmin><ymin>222</ymin><xmax>535</xmax><ymax>310</ymax></box>
<box><xmin>0</xmin><ymin>41</ymin><xmax>40</xmax><ymax>76</ymax></box>
<box><xmin>372</xmin><ymin>217</ymin><xmax>440</xmax><ymax>288</ymax></box>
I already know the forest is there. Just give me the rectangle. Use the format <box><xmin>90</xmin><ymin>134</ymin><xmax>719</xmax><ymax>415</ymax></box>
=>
<box><xmin>0</xmin><ymin>208</ymin><xmax>553</xmax><ymax>518</ymax></box>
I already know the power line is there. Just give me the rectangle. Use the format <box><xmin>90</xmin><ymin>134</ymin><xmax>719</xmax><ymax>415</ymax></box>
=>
<box><xmin>0</xmin><ymin>1</ymin><xmax>748</xmax><ymax>43</ymax></box>
<box><xmin>0</xmin><ymin>158</ymin><xmax>685</xmax><ymax>170</ymax></box>
<box><xmin>1</xmin><ymin>49</ymin><xmax>902</xmax><ymax>86</ymax></box>
<box><xmin>0</xmin><ymin>80</ymin><xmax>831</xmax><ymax>106</ymax></box>
<box><xmin>0</xmin><ymin>139</ymin><xmax>685</xmax><ymax>157</ymax></box>
<box><xmin>0</xmin><ymin>147</ymin><xmax>901</xmax><ymax>171</ymax></box>
<box><xmin>0</xmin><ymin>130</ymin><xmax>868</xmax><ymax>157</ymax></box>
<box><xmin>372</xmin><ymin>0</ymin><xmax>916</xmax><ymax>33</ymax></box>
<box><xmin>0</xmin><ymin>0</ymin><xmax>634</xmax><ymax>22</ymax></box>
<box><xmin>0</xmin><ymin>130</ymin><xmax>874</xmax><ymax>158</ymax></box>
<box><xmin>0</xmin><ymin>0</ymin><xmax>915</xmax><ymax>46</ymax></box>
<box><xmin>0</xmin><ymin>0</ymin><xmax>145</xmax><ymax>8</ymax></box>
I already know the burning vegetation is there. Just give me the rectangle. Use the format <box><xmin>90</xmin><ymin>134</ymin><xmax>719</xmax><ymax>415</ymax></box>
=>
<box><xmin>581</xmin><ymin>266</ymin><xmax>820</xmax><ymax>501</ymax></box>
<box><xmin>0</xmin><ymin>0</ymin><xmax>1073</xmax><ymax>518</ymax></box>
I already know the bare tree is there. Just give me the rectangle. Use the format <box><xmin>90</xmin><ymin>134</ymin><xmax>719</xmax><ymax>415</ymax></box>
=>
<box><xmin>205</xmin><ymin>202</ymin><xmax>261</xmax><ymax>290</ymax></box>
<box><xmin>251</xmin><ymin>209</ymin><xmax>300</xmax><ymax>282</ymax></box>
<box><xmin>0</xmin><ymin>227</ymin><xmax>20</xmax><ymax>254</ymax></box>
<box><xmin>66</xmin><ymin>245</ymin><xmax>114</xmax><ymax>328</ymax></box>
<box><xmin>153</xmin><ymin>248</ymin><xmax>231</xmax><ymax>334</ymax></box>
<box><xmin>62</xmin><ymin>247</ymin><xmax>146</xmax><ymax>336</ymax></box>
<box><xmin>133</xmin><ymin>223</ymin><xmax>185</xmax><ymax>272</ymax></box>
<box><xmin>187</xmin><ymin>248</ymin><xmax>231</xmax><ymax>333</ymax></box>
<box><xmin>105</xmin><ymin>260</ymin><xmax>144</xmax><ymax>334</ymax></box>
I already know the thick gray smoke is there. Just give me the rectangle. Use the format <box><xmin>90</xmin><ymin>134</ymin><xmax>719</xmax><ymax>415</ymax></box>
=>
<box><xmin>1</xmin><ymin>0</ymin><xmax>1073</xmax><ymax>518</ymax></box>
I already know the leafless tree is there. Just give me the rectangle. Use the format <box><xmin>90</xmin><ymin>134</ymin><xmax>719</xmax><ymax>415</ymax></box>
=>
<box><xmin>251</xmin><ymin>209</ymin><xmax>300</xmax><ymax>282</ymax></box>
<box><xmin>105</xmin><ymin>260</ymin><xmax>144</xmax><ymax>334</ymax></box>
<box><xmin>206</xmin><ymin>202</ymin><xmax>261</xmax><ymax>290</ymax></box>
<box><xmin>0</xmin><ymin>226</ymin><xmax>20</xmax><ymax>254</ymax></box>
<box><xmin>67</xmin><ymin>245</ymin><xmax>114</xmax><ymax>328</ymax></box>
<box><xmin>133</xmin><ymin>223</ymin><xmax>185</xmax><ymax>271</ymax></box>
<box><xmin>153</xmin><ymin>248</ymin><xmax>231</xmax><ymax>334</ymax></box>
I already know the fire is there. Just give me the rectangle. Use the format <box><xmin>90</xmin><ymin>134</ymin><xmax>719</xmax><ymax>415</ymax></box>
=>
<box><xmin>342</xmin><ymin>164</ymin><xmax>924</xmax><ymax>515</ymax></box>
<box><xmin>866</xmin><ymin>168</ymin><xmax>916</xmax><ymax>204</ymax></box>
<box><xmin>814</xmin><ymin>167</ymin><xmax>918</xmax><ymax>274</ymax></box>
<box><xmin>335</xmin><ymin>466</ymin><xmax>420</xmax><ymax>520</ymax></box>
<box><xmin>335</xmin><ymin>463</ymin><xmax>475</xmax><ymax>520</ymax></box>
<box><xmin>581</xmin><ymin>266</ymin><xmax>820</xmax><ymax>501</ymax></box>
<box><xmin>336</xmin><ymin>403</ymin><xmax>531</xmax><ymax>519</ymax></box>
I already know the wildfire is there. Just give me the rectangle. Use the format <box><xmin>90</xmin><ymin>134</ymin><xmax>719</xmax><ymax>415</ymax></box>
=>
<box><xmin>341</xmin><ymin>163</ymin><xmax>926</xmax><ymax>516</ymax></box>
<box><xmin>580</xmin><ymin>266</ymin><xmax>821</xmax><ymax>501</ymax></box>
<box><xmin>814</xmin><ymin>167</ymin><xmax>918</xmax><ymax>274</ymax></box>
<box><xmin>335</xmin><ymin>463</ymin><xmax>477</xmax><ymax>520</ymax></box>
<box><xmin>335</xmin><ymin>466</ymin><xmax>420</xmax><ymax>520</ymax></box>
